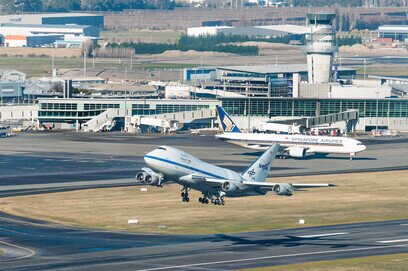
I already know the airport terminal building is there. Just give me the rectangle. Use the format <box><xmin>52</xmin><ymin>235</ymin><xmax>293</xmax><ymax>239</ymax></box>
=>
<box><xmin>185</xmin><ymin>64</ymin><xmax>356</xmax><ymax>97</ymax></box>
<box><xmin>4</xmin><ymin>96</ymin><xmax>401</xmax><ymax>132</ymax></box>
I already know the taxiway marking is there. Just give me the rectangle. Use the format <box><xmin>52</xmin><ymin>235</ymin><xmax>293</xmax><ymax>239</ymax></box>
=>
<box><xmin>135</xmin><ymin>244</ymin><xmax>408</xmax><ymax>271</ymax></box>
<box><xmin>297</xmin><ymin>232</ymin><xmax>348</xmax><ymax>238</ymax></box>
<box><xmin>377</xmin><ymin>239</ymin><xmax>408</xmax><ymax>244</ymax></box>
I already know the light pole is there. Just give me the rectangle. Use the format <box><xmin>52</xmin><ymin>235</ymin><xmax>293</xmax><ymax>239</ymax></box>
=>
<box><xmin>246</xmin><ymin>82</ymin><xmax>251</xmax><ymax>132</ymax></box>
<box><xmin>375</xmin><ymin>91</ymin><xmax>380</xmax><ymax>131</ymax></box>
<box><xmin>83</xmin><ymin>49</ymin><xmax>87</xmax><ymax>77</ymax></box>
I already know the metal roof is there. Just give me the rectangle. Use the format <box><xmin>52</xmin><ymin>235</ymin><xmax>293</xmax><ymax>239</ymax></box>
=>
<box><xmin>2</xmin><ymin>23</ymin><xmax>92</xmax><ymax>29</ymax></box>
<box><xmin>0</xmin><ymin>13</ymin><xmax>101</xmax><ymax>19</ymax></box>
<box><xmin>218</xmin><ymin>64</ymin><xmax>308</xmax><ymax>74</ymax></box>
<box><xmin>217</xmin><ymin>64</ymin><xmax>354</xmax><ymax>75</ymax></box>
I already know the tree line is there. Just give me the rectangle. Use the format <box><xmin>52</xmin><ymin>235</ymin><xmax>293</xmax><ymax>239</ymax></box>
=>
<box><xmin>107</xmin><ymin>34</ymin><xmax>261</xmax><ymax>55</ymax></box>
<box><xmin>104</xmin><ymin>33</ymin><xmax>362</xmax><ymax>56</ymax></box>
<box><xmin>0</xmin><ymin>0</ymin><xmax>177</xmax><ymax>13</ymax></box>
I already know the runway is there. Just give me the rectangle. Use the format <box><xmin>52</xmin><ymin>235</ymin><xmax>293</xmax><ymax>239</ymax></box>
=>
<box><xmin>1</xmin><ymin>132</ymin><xmax>408</xmax><ymax>197</ymax></box>
<box><xmin>0</xmin><ymin>211</ymin><xmax>407</xmax><ymax>270</ymax></box>
<box><xmin>1</xmin><ymin>132</ymin><xmax>408</xmax><ymax>269</ymax></box>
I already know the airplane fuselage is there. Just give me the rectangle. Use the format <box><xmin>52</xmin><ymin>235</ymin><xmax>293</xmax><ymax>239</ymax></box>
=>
<box><xmin>216</xmin><ymin>133</ymin><xmax>366</xmax><ymax>156</ymax></box>
<box><xmin>144</xmin><ymin>147</ymin><xmax>259</xmax><ymax>197</ymax></box>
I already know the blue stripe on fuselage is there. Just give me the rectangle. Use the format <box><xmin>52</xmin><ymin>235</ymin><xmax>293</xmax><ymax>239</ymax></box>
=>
<box><xmin>144</xmin><ymin>155</ymin><xmax>227</xmax><ymax>180</ymax></box>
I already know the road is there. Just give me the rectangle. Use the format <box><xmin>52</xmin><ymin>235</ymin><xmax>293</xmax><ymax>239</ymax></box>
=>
<box><xmin>0</xmin><ymin>212</ymin><xmax>407</xmax><ymax>270</ymax></box>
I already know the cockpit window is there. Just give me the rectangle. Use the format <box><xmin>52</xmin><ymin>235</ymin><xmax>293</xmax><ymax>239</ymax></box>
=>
<box><xmin>158</xmin><ymin>147</ymin><xmax>167</xmax><ymax>151</ymax></box>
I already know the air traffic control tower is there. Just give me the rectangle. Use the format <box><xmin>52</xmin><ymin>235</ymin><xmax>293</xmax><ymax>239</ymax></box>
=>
<box><xmin>303</xmin><ymin>13</ymin><xmax>338</xmax><ymax>84</ymax></box>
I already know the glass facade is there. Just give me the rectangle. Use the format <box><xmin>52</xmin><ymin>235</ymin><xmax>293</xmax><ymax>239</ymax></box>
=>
<box><xmin>131</xmin><ymin>104</ymin><xmax>209</xmax><ymax>116</ymax></box>
<box><xmin>38</xmin><ymin>100</ymin><xmax>214</xmax><ymax>121</ymax></box>
<box><xmin>222</xmin><ymin>97</ymin><xmax>408</xmax><ymax>118</ymax></box>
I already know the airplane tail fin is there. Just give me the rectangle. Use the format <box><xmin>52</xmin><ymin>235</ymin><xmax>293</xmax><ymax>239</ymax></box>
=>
<box><xmin>216</xmin><ymin>105</ymin><xmax>241</xmax><ymax>133</ymax></box>
<box><xmin>240</xmin><ymin>144</ymin><xmax>280</xmax><ymax>182</ymax></box>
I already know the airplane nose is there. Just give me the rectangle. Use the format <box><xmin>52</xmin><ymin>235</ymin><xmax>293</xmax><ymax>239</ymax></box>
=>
<box><xmin>215</xmin><ymin>134</ymin><xmax>228</xmax><ymax>140</ymax></box>
<box><xmin>358</xmin><ymin>145</ymin><xmax>366</xmax><ymax>152</ymax></box>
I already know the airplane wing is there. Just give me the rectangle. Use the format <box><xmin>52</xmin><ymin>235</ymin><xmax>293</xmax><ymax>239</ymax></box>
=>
<box><xmin>141</xmin><ymin>167</ymin><xmax>157</xmax><ymax>175</ymax></box>
<box><xmin>242</xmin><ymin>181</ymin><xmax>335</xmax><ymax>190</ymax></box>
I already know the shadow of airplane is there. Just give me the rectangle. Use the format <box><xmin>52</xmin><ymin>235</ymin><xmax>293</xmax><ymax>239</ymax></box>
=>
<box><xmin>207</xmin><ymin>234</ymin><xmax>379</xmax><ymax>250</ymax></box>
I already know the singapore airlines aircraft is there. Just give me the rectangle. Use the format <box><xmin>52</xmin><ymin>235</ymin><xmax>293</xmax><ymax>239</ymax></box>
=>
<box><xmin>136</xmin><ymin>144</ymin><xmax>335</xmax><ymax>206</ymax></box>
<box><xmin>215</xmin><ymin>106</ymin><xmax>366</xmax><ymax>160</ymax></box>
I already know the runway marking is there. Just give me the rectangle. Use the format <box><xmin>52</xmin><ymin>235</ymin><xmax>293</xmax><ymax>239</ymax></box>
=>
<box><xmin>377</xmin><ymin>239</ymin><xmax>408</xmax><ymax>244</ymax></box>
<box><xmin>296</xmin><ymin>232</ymin><xmax>348</xmax><ymax>238</ymax></box>
<box><xmin>134</xmin><ymin>244</ymin><xmax>408</xmax><ymax>271</ymax></box>
<box><xmin>0</xmin><ymin>240</ymin><xmax>36</xmax><ymax>261</ymax></box>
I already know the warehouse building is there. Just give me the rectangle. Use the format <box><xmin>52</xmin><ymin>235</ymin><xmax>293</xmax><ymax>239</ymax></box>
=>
<box><xmin>0</xmin><ymin>24</ymin><xmax>99</xmax><ymax>47</ymax></box>
<box><xmin>0</xmin><ymin>24</ymin><xmax>99</xmax><ymax>38</ymax></box>
<box><xmin>375</xmin><ymin>25</ymin><xmax>408</xmax><ymax>41</ymax></box>
<box><xmin>0</xmin><ymin>82</ymin><xmax>23</xmax><ymax>103</ymax></box>
<box><xmin>0</xmin><ymin>13</ymin><xmax>104</xmax><ymax>28</ymax></box>
<box><xmin>4</xmin><ymin>34</ymin><xmax>63</xmax><ymax>48</ymax></box>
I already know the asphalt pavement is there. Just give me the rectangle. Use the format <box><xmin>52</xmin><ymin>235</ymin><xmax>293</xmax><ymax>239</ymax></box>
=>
<box><xmin>1</xmin><ymin>132</ymin><xmax>407</xmax><ymax>197</ymax></box>
<box><xmin>1</xmin><ymin>132</ymin><xmax>407</xmax><ymax>270</ymax></box>
<box><xmin>0</xmin><ymin>212</ymin><xmax>407</xmax><ymax>270</ymax></box>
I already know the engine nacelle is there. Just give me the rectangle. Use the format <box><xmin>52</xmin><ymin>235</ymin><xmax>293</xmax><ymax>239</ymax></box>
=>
<box><xmin>273</xmin><ymin>184</ymin><xmax>294</xmax><ymax>196</ymax></box>
<box><xmin>135</xmin><ymin>172</ymin><xmax>147</xmax><ymax>182</ymax></box>
<box><xmin>221</xmin><ymin>181</ymin><xmax>238</xmax><ymax>193</ymax></box>
<box><xmin>144</xmin><ymin>174</ymin><xmax>160</xmax><ymax>186</ymax></box>
<box><xmin>288</xmin><ymin>147</ymin><xmax>306</xmax><ymax>158</ymax></box>
<box><xmin>135</xmin><ymin>172</ymin><xmax>161</xmax><ymax>186</ymax></box>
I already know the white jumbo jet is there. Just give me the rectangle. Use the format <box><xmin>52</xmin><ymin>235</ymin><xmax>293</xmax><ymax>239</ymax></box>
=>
<box><xmin>136</xmin><ymin>144</ymin><xmax>335</xmax><ymax>206</ymax></box>
<box><xmin>215</xmin><ymin>106</ymin><xmax>366</xmax><ymax>160</ymax></box>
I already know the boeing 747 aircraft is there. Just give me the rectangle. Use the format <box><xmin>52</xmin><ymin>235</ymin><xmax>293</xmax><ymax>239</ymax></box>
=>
<box><xmin>136</xmin><ymin>144</ymin><xmax>334</xmax><ymax>206</ymax></box>
<box><xmin>215</xmin><ymin>106</ymin><xmax>366</xmax><ymax>160</ymax></box>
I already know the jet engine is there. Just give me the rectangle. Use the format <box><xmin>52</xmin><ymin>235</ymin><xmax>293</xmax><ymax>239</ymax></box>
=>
<box><xmin>221</xmin><ymin>181</ymin><xmax>238</xmax><ymax>193</ymax></box>
<box><xmin>273</xmin><ymin>184</ymin><xmax>294</xmax><ymax>196</ymax></box>
<box><xmin>135</xmin><ymin>172</ymin><xmax>161</xmax><ymax>186</ymax></box>
<box><xmin>135</xmin><ymin>172</ymin><xmax>147</xmax><ymax>182</ymax></box>
<box><xmin>288</xmin><ymin>147</ymin><xmax>307</xmax><ymax>158</ymax></box>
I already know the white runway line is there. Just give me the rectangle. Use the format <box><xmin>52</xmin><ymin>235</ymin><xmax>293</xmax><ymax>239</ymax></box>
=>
<box><xmin>296</xmin><ymin>232</ymin><xmax>349</xmax><ymax>238</ymax></box>
<box><xmin>377</xmin><ymin>239</ymin><xmax>408</xmax><ymax>244</ymax></box>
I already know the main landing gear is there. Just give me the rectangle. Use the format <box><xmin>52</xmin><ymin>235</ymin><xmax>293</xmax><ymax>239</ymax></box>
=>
<box><xmin>211</xmin><ymin>195</ymin><xmax>225</xmax><ymax>206</ymax></box>
<box><xmin>181</xmin><ymin>187</ymin><xmax>190</xmax><ymax>202</ymax></box>
<box><xmin>198</xmin><ymin>196</ymin><xmax>209</xmax><ymax>204</ymax></box>
<box><xmin>202</xmin><ymin>192</ymin><xmax>225</xmax><ymax>206</ymax></box>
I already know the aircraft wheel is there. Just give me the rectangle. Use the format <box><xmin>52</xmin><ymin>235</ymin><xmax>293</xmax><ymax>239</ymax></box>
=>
<box><xmin>182</xmin><ymin>198</ymin><xmax>185</xmax><ymax>202</ymax></box>
<box><xmin>181</xmin><ymin>192</ymin><xmax>185</xmax><ymax>197</ymax></box>
<box><xmin>186</xmin><ymin>197</ymin><xmax>190</xmax><ymax>202</ymax></box>
<box><xmin>222</xmin><ymin>201</ymin><xmax>225</xmax><ymax>205</ymax></box>
<box><xmin>215</xmin><ymin>199</ymin><xmax>220</xmax><ymax>205</ymax></box>
<box><xmin>199</xmin><ymin>197</ymin><xmax>202</xmax><ymax>203</ymax></box>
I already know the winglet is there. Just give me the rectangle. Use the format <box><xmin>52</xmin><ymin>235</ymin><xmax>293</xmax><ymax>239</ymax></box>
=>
<box><xmin>216</xmin><ymin>105</ymin><xmax>241</xmax><ymax>133</ymax></box>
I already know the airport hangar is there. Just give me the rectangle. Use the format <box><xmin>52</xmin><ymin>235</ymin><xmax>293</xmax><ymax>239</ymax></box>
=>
<box><xmin>0</xmin><ymin>13</ymin><xmax>104</xmax><ymax>28</ymax></box>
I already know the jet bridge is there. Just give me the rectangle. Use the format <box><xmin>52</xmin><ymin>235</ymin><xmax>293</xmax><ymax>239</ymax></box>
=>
<box><xmin>273</xmin><ymin>110</ymin><xmax>359</xmax><ymax>131</ymax></box>
<box><xmin>125</xmin><ymin>109</ymin><xmax>216</xmax><ymax>133</ymax></box>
